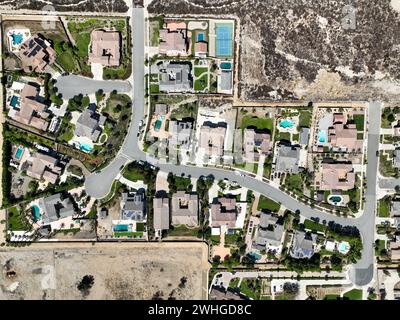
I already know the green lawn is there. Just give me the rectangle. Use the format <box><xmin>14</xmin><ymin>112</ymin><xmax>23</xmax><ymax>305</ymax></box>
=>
<box><xmin>299</xmin><ymin>110</ymin><xmax>312</xmax><ymax>127</ymax></box>
<box><xmin>194</xmin><ymin>67</ymin><xmax>208</xmax><ymax>77</ymax></box>
<box><xmin>210</xmin><ymin>235</ymin><xmax>220</xmax><ymax>245</ymax></box>
<box><xmin>224</xmin><ymin>233</ymin><xmax>241</xmax><ymax>246</ymax></box>
<box><xmin>75</xmin><ymin>32</ymin><xmax>90</xmax><ymax>57</ymax></box>
<box><xmin>114</xmin><ymin>231</ymin><xmax>143</xmax><ymax>237</ymax></box>
<box><xmin>276</xmin><ymin>131</ymin><xmax>291</xmax><ymax>141</ymax></box>
<box><xmin>303</xmin><ymin>219</ymin><xmax>326</xmax><ymax>233</ymax></box>
<box><xmin>229</xmin><ymin>277</ymin><xmax>240</xmax><ymax>288</ymax></box>
<box><xmin>378</xmin><ymin>197</ymin><xmax>391</xmax><ymax>217</ymax></box>
<box><xmin>122</xmin><ymin>166</ymin><xmax>144</xmax><ymax>182</ymax></box>
<box><xmin>7</xmin><ymin>207</ymin><xmax>31</xmax><ymax>231</ymax></box>
<box><xmin>324</xmin><ymin>294</ymin><xmax>340</xmax><ymax>300</ymax></box>
<box><xmin>239</xmin><ymin>279</ymin><xmax>260</xmax><ymax>300</ymax></box>
<box><xmin>379</xmin><ymin>152</ymin><xmax>399</xmax><ymax>177</ymax></box>
<box><xmin>194</xmin><ymin>74</ymin><xmax>208</xmax><ymax>91</ymax></box>
<box><xmin>240</xmin><ymin>116</ymin><xmax>273</xmax><ymax>133</ymax></box>
<box><xmin>353</xmin><ymin>114</ymin><xmax>365</xmax><ymax>131</ymax></box>
<box><xmin>168</xmin><ymin>225</ymin><xmax>200</xmax><ymax>237</ymax></box>
<box><xmin>343</xmin><ymin>288</ymin><xmax>362</xmax><ymax>300</ymax></box>
<box><xmin>285</xmin><ymin>174</ymin><xmax>304</xmax><ymax>193</ymax></box>
<box><xmin>57</xmin><ymin>50</ymin><xmax>77</xmax><ymax>72</ymax></box>
<box><xmin>150</xmin><ymin>84</ymin><xmax>159</xmax><ymax>94</ymax></box>
<box><xmin>257</xmin><ymin>195</ymin><xmax>280</xmax><ymax>212</ymax></box>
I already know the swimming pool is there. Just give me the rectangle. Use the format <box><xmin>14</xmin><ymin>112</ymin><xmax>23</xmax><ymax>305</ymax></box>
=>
<box><xmin>338</xmin><ymin>241</ymin><xmax>350</xmax><ymax>254</ymax></box>
<box><xmin>197</xmin><ymin>32</ymin><xmax>205</xmax><ymax>42</ymax></box>
<box><xmin>15</xmin><ymin>146</ymin><xmax>24</xmax><ymax>160</ymax></box>
<box><xmin>329</xmin><ymin>195</ymin><xmax>343</xmax><ymax>204</ymax></box>
<box><xmin>114</xmin><ymin>224</ymin><xmax>129</xmax><ymax>232</ymax></box>
<box><xmin>215</xmin><ymin>23</ymin><xmax>233</xmax><ymax>57</ymax></box>
<box><xmin>31</xmin><ymin>205</ymin><xmax>40</xmax><ymax>222</ymax></box>
<box><xmin>248</xmin><ymin>252</ymin><xmax>262</xmax><ymax>261</ymax></box>
<box><xmin>318</xmin><ymin>130</ymin><xmax>328</xmax><ymax>143</ymax></box>
<box><xmin>279</xmin><ymin>119</ymin><xmax>295</xmax><ymax>128</ymax></box>
<box><xmin>10</xmin><ymin>95</ymin><xmax>20</xmax><ymax>108</ymax></box>
<box><xmin>154</xmin><ymin>120</ymin><xmax>162</xmax><ymax>131</ymax></box>
<box><xmin>80</xmin><ymin>143</ymin><xmax>93</xmax><ymax>152</ymax></box>
<box><xmin>11</xmin><ymin>33</ymin><xmax>23</xmax><ymax>45</ymax></box>
<box><xmin>220</xmin><ymin>61</ymin><xmax>232</xmax><ymax>70</ymax></box>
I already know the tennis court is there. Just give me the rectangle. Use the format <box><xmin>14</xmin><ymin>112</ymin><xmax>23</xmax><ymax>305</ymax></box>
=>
<box><xmin>215</xmin><ymin>23</ymin><xmax>233</xmax><ymax>57</ymax></box>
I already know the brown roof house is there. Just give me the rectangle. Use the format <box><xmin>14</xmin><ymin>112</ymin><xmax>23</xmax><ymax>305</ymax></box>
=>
<box><xmin>23</xmin><ymin>153</ymin><xmax>63</xmax><ymax>184</ymax></box>
<box><xmin>327</xmin><ymin>113</ymin><xmax>362</xmax><ymax>152</ymax></box>
<box><xmin>315</xmin><ymin>162</ymin><xmax>355</xmax><ymax>191</ymax></box>
<box><xmin>199</xmin><ymin>122</ymin><xmax>227</xmax><ymax>159</ymax></box>
<box><xmin>16</xmin><ymin>35</ymin><xmax>56</xmax><ymax>72</ymax></box>
<box><xmin>153</xmin><ymin>196</ymin><xmax>170</xmax><ymax>233</ymax></box>
<box><xmin>88</xmin><ymin>29</ymin><xmax>121</xmax><ymax>66</ymax></box>
<box><xmin>159</xmin><ymin>22</ymin><xmax>188</xmax><ymax>56</ymax></box>
<box><xmin>9</xmin><ymin>83</ymin><xmax>50</xmax><ymax>131</ymax></box>
<box><xmin>195</xmin><ymin>41</ymin><xmax>208</xmax><ymax>57</ymax></box>
<box><xmin>171</xmin><ymin>191</ymin><xmax>198</xmax><ymax>227</ymax></box>
<box><xmin>243</xmin><ymin>128</ymin><xmax>271</xmax><ymax>162</ymax></box>
<box><xmin>210</xmin><ymin>197</ymin><xmax>238</xmax><ymax>230</ymax></box>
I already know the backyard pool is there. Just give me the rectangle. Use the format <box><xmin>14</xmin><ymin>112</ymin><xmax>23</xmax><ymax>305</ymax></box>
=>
<box><xmin>31</xmin><ymin>205</ymin><xmax>40</xmax><ymax>222</ymax></box>
<box><xmin>318</xmin><ymin>130</ymin><xmax>328</xmax><ymax>143</ymax></box>
<box><xmin>338</xmin><ymin>241</ymin><xmax>350</xmax><ymax>254</ymax></box>
<box><xmin>10</xmin><ymin>95</ymin><xmax>20</xmax><ymax>108</ymax></box>
<box><xmin>248</xmin><ymin>252</ymin><xmax>262</xmax><ymax>261</ymax></box>
<box><xmin>220</xmin><ymin>61</ymin><xmax>232</xmax><ymax>70</ymax></box>
<box><xmin>154</xmin><ymin>120</ymin><xmax>162</xmax><ymax>131</ymax></box>
<box><xmin>279</xmin><ymin>119</ymin><xmax>295</xmax><ymax>128</ymax></box>
<box><xmin>197</xmin><ymin>32</ymin><xmax>205</xmax><ymax>42</ymax></box>
<box><xmin>80</xmin><ymin>143</ymin><xmax>93</xmax><ymax>152</ymax></box>
<box><xmin>11</xmin><ymin>32</ymin><xmax>23</xmax><ymax>45</ymax></box>
<box><xmin>328</xmin><ymin>195</ymin><xmax>343</xmax><ymax>205</ymax></box>
<box><xmin>114</xmin><ymin>224</ymin><xmax>129</xmax><ymax>232</ymax></box>
<box><xmin>15</xmin><ymin>146</ymin><xmax>24</xmax><ymax>160</ymax></box>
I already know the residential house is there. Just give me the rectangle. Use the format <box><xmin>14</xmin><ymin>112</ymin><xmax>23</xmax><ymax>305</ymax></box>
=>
<box><xmin>16</xmin><ymin>35</ymin><xmax>56</xmax><ymax>72</ymax></box>
<box><xmin>153</xmin><ymin>196</ymin><xmax>170</xmax><ymax>231</ymax></box>
<box><xmin>24</xmin><ymin>153</ymin><xmax>63</xmax><ymax>184</ymax></box>
<box><xmin>159</xmin><ymin>24</ymin><xmax>188</xmax><ymax>56</ymax></box>
<box><xmin>171</xmin><ymin>191</ymin><xmax>198</xmax><ymax>226</ymax></box>
<box><xmin>243</xmin><ymin>128</ymin><xmax>271</xmax><ymax>162</ymax></box>
<box><xmin>327</xmin><ymin>113</ymin><xmax>362</xmax><ymax>152</ymax></box>
<box><xmin>39</xmin><ymin>193</ymin><xmax>75</xmax><ymax>224</ymax></box>
<box><xmin>210</xmin><ymin>197</ymin><xmax>237</xmax><ymax>230</ymax></box>
<box><xmin>391</xmin><ymin>200</ymin><xmax>400</xmax><ymax>217</ymax></box>
<box><xmin>393</xmin><ymin>149</ymin><xmax>400</xmax><ymax>168</ymax></box>
<box><xmin>210</xmin><ymin>286</ymin><xmax>248</xmax><ymax>301</ymax></box>
<box><xmin>394</xmin><ymin>121</ymin><xmax>400</xmax><ymax>137</ymax></box>
<box><xmin>199</xmin><ymin>122</ymin><xmax>227</xmax><ymax>158</ymax></box>
<box><xmin>159</xmin><ymin>62</ymin><xmax>192</xmax><ymax>92</ymax></box>
<box><xmin>252</xmin><ymin>212</ymin><xmax>284</xmax><ymax>252</ymax></box>
<box><xmin>315</xmin><ymin>162</ymin><xmax>355</xmax><ymax>191</ymax></box>
<box><xmin>8</xmin><ymin>82</ymin><xmax>50</xmax><ymax>131</ymax></box>
<box><xmin>74</xmin><ymin>108</ymin><xmax>106</xmax><ymax>143</ymax></box>
<box><xmin>120</xmin><ymin>191</ymin><xmax>146</xmax><ymax>221</ymax></box>
<box><xmin>275</xmin><ymin>144</ymin><xmax>301</xmax><ymax>174</ymax></box>
<box><xmin>88</xmin><ymin>29</ymin><xmax>121</xmax><ymax>66</ymax></box>
<box><xmin>290</xmin><ymin>231</ymin><xmax>317</xmax><ymax>259</ymax></box>
<box><xmin>169</xmin><ymin>120</ymin><xmax>193</xmax><ymax>148</ymax></box>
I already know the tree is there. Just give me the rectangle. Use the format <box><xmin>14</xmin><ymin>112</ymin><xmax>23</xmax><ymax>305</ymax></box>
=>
<box><xmin>387</xmin><ymin>113</ymin><xmax>395</xmax><ymax>123</ymax></box>
<box><xmin>77</xmin><ymin>275</ymin><xmax>95</xmax><ymax>296</ymax></box>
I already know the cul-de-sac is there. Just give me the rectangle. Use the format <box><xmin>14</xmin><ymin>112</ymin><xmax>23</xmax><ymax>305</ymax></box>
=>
<box><xmin>0</xmin><ymin>0</ymin><xmax>400</xmax><ymax>301</ymax></box>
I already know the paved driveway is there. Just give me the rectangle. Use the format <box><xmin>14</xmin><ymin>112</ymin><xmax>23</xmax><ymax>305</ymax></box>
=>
<box><xmin>55</xmin><ymin>74</ymin><xmax>131</xmax><ymax>99</ymax></box>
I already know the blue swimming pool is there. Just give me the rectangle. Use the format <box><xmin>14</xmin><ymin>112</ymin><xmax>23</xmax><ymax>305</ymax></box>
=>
<box><xmin>279</xmin><ymin>119</ymin><xmax>295</xmax><ymax>128</ymax></box>
<box><xmin>318</xmin><ymin>130</ymin><xmax>327</xmax><ymax>143</ymax></box>
<box><xmin>10</xmin><ymin>95</ymin><xmax>19</xmax><ymax>108</ymax></box>
<box><xmin>80</xmin><ymin>143</ymin><xmax>93</xmax><ymax>152</ymax></box>
<box><xmin>329</xmin><ymin>195</ymin><xmax>343</xmax><ymax>204</ymax></box>
<box><xmin>15</xmin><ymin>146</ymin><xmax>24</xmax><ymax>160</ymax></box>
<box><xmin>11</xmin><ymin>33</ymin><xmax>23</xmax><ymax>45</ymax></box>
<box><xmin>215</xmin><ymin>23</ymin><xmax>233</xmax><ymax>57</ymax></box>
<box><xmin>248</xmin><ymin>252</ymin><xmax>262</xmax><ymax>261</ymax></box>
<box><xmin>197</xmin><ymin>32</ymin><xmax>205</xmax><ymax>42</ymax></box>
<box><xmin>338</xmin><ymin>241</ymin><xmax>350</xmax><ymax>254</ymax></box>
<box><xmin>220</xmin><ymin>61</ymin><xmax>232</xmax><ymax>70</ymax></box>
<box><xmin>114</xmin><ymin>224</ymin><xmax>129</xmax><ymax>232</ymax></box>
<box><xmin>31</xmin><ymin>205</ymin><xmax>40</xmax><ymax>222</ymax></box>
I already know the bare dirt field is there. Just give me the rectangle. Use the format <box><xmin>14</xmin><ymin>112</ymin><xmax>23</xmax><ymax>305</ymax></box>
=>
<box><xmin>0</xmin><ymin>243</ymin><xmax>209</xmax><ymax>300</ymax></box>
<box><xmin>148</xmin><ymin>0</ymin><xmax>400</xmax><ymax>102</ymax></box>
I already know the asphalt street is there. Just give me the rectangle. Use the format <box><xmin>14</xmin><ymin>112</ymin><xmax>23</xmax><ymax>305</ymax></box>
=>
<box><xmin>55</xmin><ymin>74</ymin><xmax>131</xmax><ymax>99</ymax></box>
<box><xmin>84</xmin><ymin>8</ymin><xmax>380</xmax><ymax>287</ymax></box>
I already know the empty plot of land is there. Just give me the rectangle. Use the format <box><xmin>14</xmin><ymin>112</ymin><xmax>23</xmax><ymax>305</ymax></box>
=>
<box><xmin>0</xmin><ymin>243</ymin><xmax>209</xmax><ymax>300</ymax></box>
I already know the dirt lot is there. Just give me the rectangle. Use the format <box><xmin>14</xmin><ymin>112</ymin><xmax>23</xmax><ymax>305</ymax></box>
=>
<box><xmin>0</xmin><ymin>243</ymin><xmax>209</xmax><ymax>300</ymax></box>
<box><xmin>149</xmin><ymin>0</ymin><xmax>400</xmax><ymax>102</ymax></box>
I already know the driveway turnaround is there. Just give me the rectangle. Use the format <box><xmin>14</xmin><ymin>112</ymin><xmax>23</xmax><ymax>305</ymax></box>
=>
<box><xmin>55</xmin><ymin>74</ymin><xmax>132</xmax><ymax>99</ymax></box>
<box><xmin>84</xmin><ymin>8</ymin><xmax>381</xmax><ymax>287</ymax></box>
